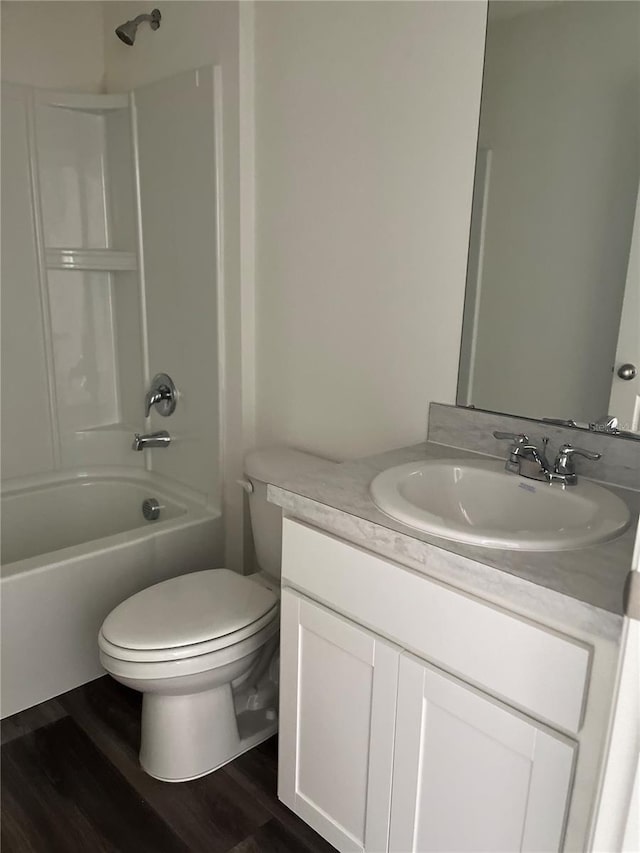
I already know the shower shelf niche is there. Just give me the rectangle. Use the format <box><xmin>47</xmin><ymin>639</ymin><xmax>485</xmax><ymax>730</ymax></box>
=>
<box><xmin>45</xmin><ymin>248</ymin><xmax>137</xmax><ymax>272</ymax></box>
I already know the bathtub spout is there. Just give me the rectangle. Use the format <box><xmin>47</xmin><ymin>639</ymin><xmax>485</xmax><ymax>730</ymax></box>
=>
<box><xmin>133</xmin><ymin>431</ymin><xmax>171</xmax><ymax>451</ymax></box>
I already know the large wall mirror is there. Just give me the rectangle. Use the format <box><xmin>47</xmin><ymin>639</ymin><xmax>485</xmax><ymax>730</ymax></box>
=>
<box><xmin>457</xmin><ymin>0</ymin><xmax>640</xmax><ymax>435</ymax></box>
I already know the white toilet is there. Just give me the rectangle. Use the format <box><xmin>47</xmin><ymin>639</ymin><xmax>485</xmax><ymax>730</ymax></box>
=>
<box><xmin>98</xmin><ymin>447</ymin><xmax>331</xmax><ymax>782</ymax></box>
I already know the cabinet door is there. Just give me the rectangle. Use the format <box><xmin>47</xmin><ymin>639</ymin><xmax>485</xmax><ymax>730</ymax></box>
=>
<box><xmin>279</xmin><ymin>588</ymin><xmax>400</xmax><ymax>853</ymax></box>
<box><xmin>390</xmin><ymin>654</ymin><xmax>576</xmax><ymax>853</ymax></box>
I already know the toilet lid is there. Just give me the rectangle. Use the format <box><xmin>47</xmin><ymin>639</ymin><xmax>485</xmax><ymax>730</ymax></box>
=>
<box><xmin>101</xmin><ymin>569</ymin><xmax>278</xmax><ymax>651</ymax></box>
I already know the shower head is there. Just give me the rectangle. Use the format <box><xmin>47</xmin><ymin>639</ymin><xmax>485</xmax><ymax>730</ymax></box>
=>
<box><xmin>115</xmin><ymin>9</ymin><xmax>161</xmax><ymax>46</ymax></box>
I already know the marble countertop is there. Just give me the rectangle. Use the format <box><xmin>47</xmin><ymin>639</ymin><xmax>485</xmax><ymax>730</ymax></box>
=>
<box><xmin>267</xmin><ymin>442</ymin><xmax>639</xmax><ymax>630</ymax></box>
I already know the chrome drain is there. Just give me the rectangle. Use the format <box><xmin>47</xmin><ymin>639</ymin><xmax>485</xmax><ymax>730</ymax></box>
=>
<box><xmin>142</xmin><ymin>497</ymin><xmax>161</xmax><ymax>521</ymax></box>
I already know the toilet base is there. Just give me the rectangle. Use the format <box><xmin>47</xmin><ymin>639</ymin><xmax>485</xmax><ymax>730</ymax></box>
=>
<box><xmin>139</xmin><ymin>681</ymin><xmax>278</xmax><ymax>783</ymax></box>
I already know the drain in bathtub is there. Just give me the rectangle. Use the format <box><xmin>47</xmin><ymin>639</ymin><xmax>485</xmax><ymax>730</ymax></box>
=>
<box><xmin>142</xmin><ymin>498</ymin><xmax>161</xmax><ymax>521</ymax></box>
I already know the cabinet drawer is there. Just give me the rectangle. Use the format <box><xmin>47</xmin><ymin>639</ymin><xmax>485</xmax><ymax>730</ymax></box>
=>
<box><xmin>281</xmin><ymin>518</ymin><xmax>590</xmax><ymax>733</ymax></box>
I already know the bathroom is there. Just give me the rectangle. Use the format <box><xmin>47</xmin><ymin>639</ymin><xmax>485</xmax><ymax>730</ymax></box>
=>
<box><xmin>1</xmin><ymin>0</ymin><xmax>638</xmax><ymax>851</ymax></box>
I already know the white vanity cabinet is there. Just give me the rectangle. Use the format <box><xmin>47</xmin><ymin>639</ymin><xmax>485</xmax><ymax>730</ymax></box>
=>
<box><xmin>279</xmin><ymin>590</ymin><xmax>400</xmax><ymax>852</ymax></box>
<box><xmin>390</xmin><ymin>654</ymin><xmax>574</xmax><ymax>853</ymax></box>
<box><xmin>278</xmin><ymin>518</ymin><xmax>591</xmax><ymax>853</ymax></box>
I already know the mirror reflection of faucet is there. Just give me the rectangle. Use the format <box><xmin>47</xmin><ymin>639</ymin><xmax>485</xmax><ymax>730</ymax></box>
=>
<box><xmin>133</xmin><ymin>430</ymin><xmax>171</xmax><ymax>451</ymax></box>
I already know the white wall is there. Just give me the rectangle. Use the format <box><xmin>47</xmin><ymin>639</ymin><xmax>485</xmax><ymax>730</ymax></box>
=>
<box><xmin>102</xmin><ymin>1</ymin><xmax>249</xmax><ymax>570</ymax></box>
<box><xmin>0</xmin><ymin>2</ymin><xmax>105</xmax><ymax>91</ymax></box>
<box><xmin>470</xmin><ymin>1</ymin><xmax>640</xmax><ymax>423</ymax></box>
<box><xmin>254</xmin><ymin>1</ymin><xmax>487</xmax><ymax>460</ymax></box>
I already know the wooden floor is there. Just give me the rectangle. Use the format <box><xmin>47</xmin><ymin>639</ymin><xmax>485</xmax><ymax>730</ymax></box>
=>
<box><xmin>1</xmin><ymin>677</ymin><xmax>335</xmax><ymax>853</ymax></box>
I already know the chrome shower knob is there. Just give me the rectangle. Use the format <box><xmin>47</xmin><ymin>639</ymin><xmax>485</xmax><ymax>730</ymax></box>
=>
<box><xmin>145</xmin><ymin>373</ymin><xmax>177</xmax><ymax>417</ymax></box>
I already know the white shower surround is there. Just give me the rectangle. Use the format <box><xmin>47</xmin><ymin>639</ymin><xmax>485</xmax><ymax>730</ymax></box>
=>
<box><xmin>1</xmin><ymin>71</ymin><xmax>225</xmax><ymax>718</ymax></box>
<box><xmin>2</xmin><ymin>73</ymin><xmax>222</xmax><ymax>498</ymax></box>
<box><xmin>0</xmin><ymin>470</ymin><xmax>223</xmax><ymax>719</ymax></box>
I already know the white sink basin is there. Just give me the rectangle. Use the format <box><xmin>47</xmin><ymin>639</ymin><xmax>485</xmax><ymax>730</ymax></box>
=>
<box><xmin>370</xmin><ymin>458</ymin><xmax>631</xmax><ymax>551</ymax></box>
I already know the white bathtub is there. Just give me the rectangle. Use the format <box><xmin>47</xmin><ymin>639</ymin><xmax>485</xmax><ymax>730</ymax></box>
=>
<box><xmin>1</xmin><ymin>469</ymin><xmax>223</xmax><ymax>718</ymax></box>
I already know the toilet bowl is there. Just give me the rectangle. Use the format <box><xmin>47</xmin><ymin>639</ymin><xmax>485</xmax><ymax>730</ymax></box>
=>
<box><xmin>99</xmin><ymin>568</ymin><xmax>279</xmax><ymax>781</ymax></box>
<box><xmin>99</xmin><ymin>447</ymin><xmax>334</xmax><ymax>782</ymax></box>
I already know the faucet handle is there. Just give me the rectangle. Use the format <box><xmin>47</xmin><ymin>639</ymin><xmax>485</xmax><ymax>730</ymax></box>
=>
<box><xmin>494</xmin><ymin>432</ymin><xmax>531</xmax><ymax>473</ymax></box>
<box><xmin>144</xmin><ymin>388</ymin><xmax>165</xmax><ymax>417</ymax></box>
<box><xmin>554</xmin><ymin>444</ymin><xmax>601</xmax><ymax>475</ymax></box>
<box><xmin>493</xmin><ymin>431</ymin><xmax>529</xmax><ymax>445</ymax></box>
<box><xmin>145</xmin><ymin>373</ymin><xmax>177</xmax><ymax>418</ymax></box>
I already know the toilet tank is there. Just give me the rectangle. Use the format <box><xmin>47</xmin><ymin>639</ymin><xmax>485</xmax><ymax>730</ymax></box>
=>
<box><xmin>244</xmin><ymin>447</ymin><xmax>335</xmax><ymax>580</ymax></box>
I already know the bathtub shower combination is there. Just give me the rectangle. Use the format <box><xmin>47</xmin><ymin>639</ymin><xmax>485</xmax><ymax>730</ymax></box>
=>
<box><xmin>1</xmin><ymin>69</ymin><xmax>222</xmax><ymax>718</ymax></box>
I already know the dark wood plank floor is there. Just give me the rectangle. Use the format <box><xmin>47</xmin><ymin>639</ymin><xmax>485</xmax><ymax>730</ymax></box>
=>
<box><xmin>1</xmin><ymin>677</ymin><xmax>335</xmax><ymax>853</ymax></box>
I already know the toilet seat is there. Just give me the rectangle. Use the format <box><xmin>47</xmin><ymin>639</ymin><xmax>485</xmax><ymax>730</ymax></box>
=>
<box><xmin>99</xmin><ymin>606</ymin><xmax>279</xmax><ymax>663</ymax></box>
<box><xmin>99</xmin><ymin>569</ymin><xmax>279</xmax><ymax>664</ymax></box>
<box><xmin>99</xmin><ymin>616</ymin><xmax>279</xmax><ymax>681</ymax></box>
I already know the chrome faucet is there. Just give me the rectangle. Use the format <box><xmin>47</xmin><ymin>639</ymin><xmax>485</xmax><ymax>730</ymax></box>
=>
<box><xmin>145</xmin><ymin>373</ymin><xmax>177</xmax><ymax>418</ymax></box>
<box><xmin>132</xmin><ymin>430</ymin><xmax>171</xmax><ymax>451</ymax></box>
<box><xmin>553</xmin><ymin>444</ymin><xmax>602</xmax><ymax>486</ymax></box>
<box><xmin>493</xmin><ymin>432</ymin><xmax>549</xmax><ymax>478</ymax></box>
<box><xmin>493</xmin><ymin>432</ymin><xmax>600</xmax><ymax>486</ymax></box>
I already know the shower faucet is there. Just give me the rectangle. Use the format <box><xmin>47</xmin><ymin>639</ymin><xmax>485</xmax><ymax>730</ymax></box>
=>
<box><xmin>133</xmin><ymin>431</ymin><xmax>171</xmax><ymax>451</ymax></box>
<box><xmin>145</xmin><ymin>373</ymin><xmax>177</xmax><ymax>417</ymax></box>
